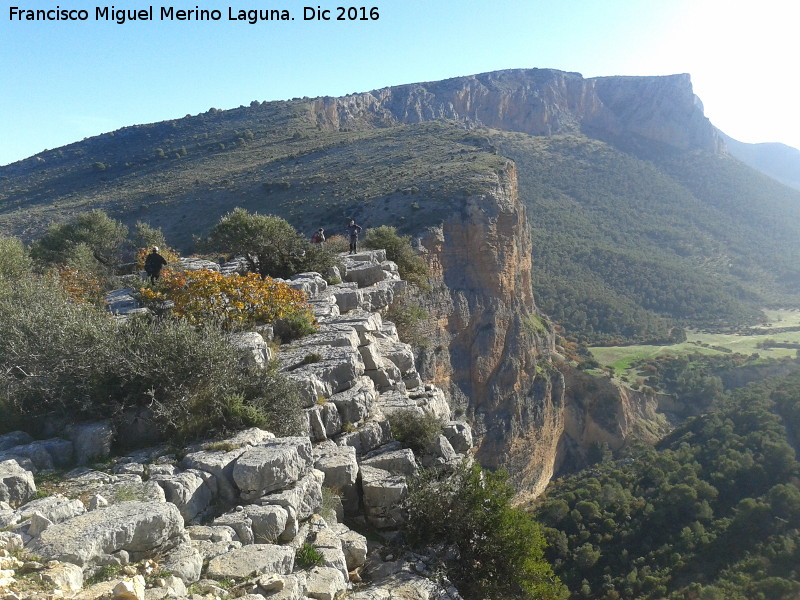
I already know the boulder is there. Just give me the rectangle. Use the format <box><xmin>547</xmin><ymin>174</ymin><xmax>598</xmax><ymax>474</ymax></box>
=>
<box><xmin>288</xmin><ymin>272</ymin><xmax>327</xmax><ymax>296</ymax></box>
<box><xmin>64</xmin><ymin>421</ymin><xmax>114</xmax><ymax>466</ymax></box>
<box><xmin>361</xmin><ymin>446</ymin><xmax>418</xmax><ymax>477</ymax></box>
<box><xmin>228</xmin><ymin>331</ymin><xmax>272</xmax><ymax>369</ymax></box>
<box><xmin>151</xmin><ymin>469</ymin><xmax>216</xmax><ymax>524</ymax></box>
<box><xmin>0</xmin><ymin>438</ymin><xmax>73</xmax><ymax>471</ymax></box>
<box><xmin>40</xmin><ymin>561</ymin><xmax>84</xmax><ymax>592</ymax></box>
<box><xmin>160</xmin><ymin>542</ymin><xmax>203</xmax><ymax>583</ymax></box>
<box><xmin>205</xmin><ymin>544</ymin><xmax>294</xmax><ymax>580</ymax></box>
<box><xmin>335</xmin><ymin>417</ymin><xmax>392</xmax><ymax>456</ymax></box>
<box><xmin>212</xmin><ymin>510</ymin><xmax>254</xmax><ymax>545</ymax></box>
<box><xmin>443</xmin><ymin>421</ymin><xmax>473</xmax><ymax>453</ymax></box>
<box><xmin>0</xmin><ymin>431</ymin><xmax>34</xmax><ymax>451</ymax></box>
<box><xmin>359</xmin><ymin>466</ymin><xmax>407</xmax><ymax>529</ymax></box>
<box><xmin>16</xmin><ymin>494</ymin><xmax>85</xmax><ymax>525</ymax></box>
<box><xmin>280</xmin><ymin>345</ymin><xmax>366</xmax><ymax>408</ymax></box>
<box><xmin>261</xmin><ymin>469</ymin><xmax>324</xmax><ymax>522</ymax></box>
<box><xmin>112</xmin><ymin>574</ymin><xmax>146</xmax><ymax>600</ymax></box>
<box><xmin>328</xmin><ymin>377</ymin><xmax>378</xmax><ymax>425</ymax></box>
<box><xmin>185</xmin><ymin>524</ymin><xmax>237</xmax><ymax>542</ymax></box>
<box><xmin>0</xmin><ymin>459</ymin><xmax>36</xmax><ymax>507</ymax></box>
<box><xmin>243</xmin><ymin>505</ymin><xmax>289</xmax><ymax>544</ymax></box>
<box><xmin>335</xmin><ymin>526</ymin><xmax>368</xmax><ymax>571</ymax></box>
<box><xmin>179</xmin><ymin>257</ymin><xmax>220</xmax><ymax>272</ymax></box>
<box><xmin>29</xmin><ymin>501</ymin><xmax>184</xmax><ymax>567</ymax></box>
<box><xmin>304</xmin><ymin>566</ymin><xmax>347</xmax><ymax>600</ymax></box>
<box><xmin>181</xmin><ymin>446</ymin><xmax>248</xmax><ymax>504</ymax></box>
<box><xmin>232</xmin><ymin>437</ymin><xmax>313</xmax><ymax>501</ymax></box>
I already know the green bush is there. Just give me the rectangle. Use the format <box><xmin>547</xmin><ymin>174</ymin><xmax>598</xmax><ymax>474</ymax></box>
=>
<box><xmin>0</xmin><ymin>274</ymin><xmax>301</xmax><ymax>441</ymax></box>
<box><xmin>403</xmin><ymin>461</ymin><xmax>567</xmax><ymax>600</ymax></box>
<box><xmin>30</xmin><ymin>210</ymin><xmax>129</xmax><ymax>275</ymax></box>
<box><xmin>0</xmin><ymin>236</ymin><xmax>33</xmax><ymax>281</ymax></box>
<box><xmin>364</xmin><ymin>225</ymin><xmax>429</xmax><ymax>288</ymax></box>
<box><xmin>384</xmin><ymin>292</ymin><xmax>429</xmax><ymax>347</ymax></box>
<box><xmin>388</xmin><ymin>409</ymin><xmax>444</xmax><ymax>454</ymax></box>
<box><xmin>295</xmin><ymin>543</ymin><xmax>324</xmax><ymax>569</ymax></box>
<box><xmin>202</xmin><ymin>208</ymin><xmax>338</xmax><ymax>279</ymax></box>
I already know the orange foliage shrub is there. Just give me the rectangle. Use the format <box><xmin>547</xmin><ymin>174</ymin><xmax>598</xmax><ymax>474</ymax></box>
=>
<box><xmin>55</xmin><ymin>266</ymin><xmax>104</xmax><ymax>306</ymax></box>
<box><xmin>139</xmin><ymin>268</ymin><xmax>316</xmax><ymax>329</ymax></box>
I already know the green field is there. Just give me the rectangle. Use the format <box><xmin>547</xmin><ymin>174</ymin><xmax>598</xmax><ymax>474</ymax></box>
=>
<box><xmin>590</xmin><ymin>309</ymin><xmax>800</xmax><ymax>378</ymax></box>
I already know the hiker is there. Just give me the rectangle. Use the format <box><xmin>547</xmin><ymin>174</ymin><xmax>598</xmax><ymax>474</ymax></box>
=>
<box><xmin>144</xmin><ymin>246</ymin><xmax>167</xmax><ymax>283</ymax></box>
<box><xmin>346</xmin><ymin>220</ymin><xmax>362</xmax><ymax>254</ymax></box>
<box><xmin>311</xmin><ymin>228</ymin><xmax>325</xmax><ymax>245</ymax></box>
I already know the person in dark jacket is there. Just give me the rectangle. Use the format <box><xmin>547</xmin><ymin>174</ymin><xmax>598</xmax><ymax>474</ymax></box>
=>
<box><xmin>346</xmin><ymin>220</ymin><xmax>362</xmax><ymax>254</ymax></box>
<box><xmin>144</xmin><ymin>246</ymin><xmax>167</xmax><ymax>283</ymax></box>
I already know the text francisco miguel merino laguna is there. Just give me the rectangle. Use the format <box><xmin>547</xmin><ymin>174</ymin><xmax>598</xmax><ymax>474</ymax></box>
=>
<box><xmin>8</xmin><ymin>5</ymin><xmax>381</xmax><ymax>24</ymax></box>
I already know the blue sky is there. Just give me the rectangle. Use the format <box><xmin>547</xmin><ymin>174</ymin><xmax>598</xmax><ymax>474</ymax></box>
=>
<box><xmin>1</xmin><ymin>0</ymin><xmax>798</xmax><ymax>166</ymax></box>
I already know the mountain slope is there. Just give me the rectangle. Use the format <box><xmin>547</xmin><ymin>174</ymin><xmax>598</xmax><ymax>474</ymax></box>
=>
<box><xmin>3</xmin><ymin>68</ymin><xmax>800</xmax><ymax>342</ymax></box>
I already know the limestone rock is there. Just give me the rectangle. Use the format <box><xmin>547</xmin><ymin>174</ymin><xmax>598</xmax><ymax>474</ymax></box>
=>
<box><xmin>243</xmin><ymin>504</ymin><xmax>288</xmax><ymax>544</ymax></box>
<box><xmin>359</xmin><ymin>466</ymin><xmax>407</xmax><ymax>529</ymax></box>
<box><xmin>304</xmin><ymin>565</ymin><xmax>347</xmax><ymax>600</ymax></box>
<box><xmin>160</xmin><ymin>542</ymin><xmax>203</xmax><ymax>583</ymax></box>
<box><xmin>40</xmin><ymin>561</ymin><xmax>84</xmax><ymax>592</ymax></box>
<box><xmin>232</xmin><ymin>437</ymin><xmax>313</xmax><ymax>501</ymax></box>
<box><xmin>29</xmin><ymin>501</ymin><xmax>184</xmax><ymax>567</ymax></box>
<box><xmin>150</xmin><ymin>469</ymin><xmax>216</xmax><ymax>524</ymax></box>
<box><xmin>228</xmin><ymin>331</ymin><xmax>272</xmax><ymax>369</ymax></box>
<box><xmin>64</xmin><ymin>421</ymin><xmax>114</xmax><ymax>466</ymax></box>
<box><xmin>205</xmin><ymin>544</ymin><xmax>294</xmax><ymax>580</ymax></box>
<box><xmin>111</xmin><ymin>574</ymin><xmax>146</xmax><ymax>600</ymax></box>
<box><xmin>0</xmin><ymin>459</ymin><xmax>36</xmax><ymax>508</ymax></box>
<box><xmin>260</xmin><ymin>469</ymin><xmax>324</xmax><ymax>522</ymax></box>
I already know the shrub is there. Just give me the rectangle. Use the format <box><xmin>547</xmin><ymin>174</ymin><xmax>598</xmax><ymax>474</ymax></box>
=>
<box><xmin>364</xmin><ymin>225</ymin><xmax>429</xmax><ymax>288</ymax></box>
<box><xmin>202</xmin><ymin>208</ymin><xmax>337</xmax><ymax>279</ymax></box>
<box><xmin>323</xmin><ymin>234</ymin><xmax>350</xmax><ymax>254</ymax></box>
<box><xmin>384</xmin><ymin>292</ymin><xmax>429</xmax><ymax>347</ymax></box>
<box><xmin>388</xmin><ymin>409</ymin><xmax>444</xmax><ymax>454</ymax></box>
<box><xmin>30</xmin><ymin>210</ymin><xmax>128</xmax><ymax>273</ymax></box>
<box><xmin>403</xmin><ymin>461</ymin><xmax>568</xmax><ymax>600</ymax></box>
<box><xmin>0</xmin><ymin>275</ymin><xmax>302</xmax><ymax>441</ymax></box>
<box><xmin>0</xmin><ymin>236</ymin><xmax>33</xmax><ymax>281</ymax></box>
<box><xmin>295</xmin><ymin>543</ymin><xmax>324</xmax><ymax>569</ymax></box>
<box><xmin>139</xmin><ymin>269</ymin><xmax>316</xmax><ymax>331</ymax></box>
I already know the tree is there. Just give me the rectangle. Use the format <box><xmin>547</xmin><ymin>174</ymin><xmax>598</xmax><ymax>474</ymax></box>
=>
<box><xmin>30</xmin><ymin>209</ymin><xmax>129</xmax><ymax>272</ymax></box>
<box><xmin>403</xmin><ymin>461</ymin><xmax>567</xmax><ymax>600</ymax></box>
<box><xmin>203</xmin><ymin>208</ymin><xmax>335</xmax><ymax>279</ymax></box>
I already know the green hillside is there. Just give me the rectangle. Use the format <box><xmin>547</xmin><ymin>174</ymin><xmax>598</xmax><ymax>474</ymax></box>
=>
<box><xmin>4</xmin><ymin>97</ymin><xmax>800</xmax><ymax>343</ymax></box>
<box><xmin>492</xmin><ymin>133</ymin><xmax>800</xmax><ymax>342</ymax></box>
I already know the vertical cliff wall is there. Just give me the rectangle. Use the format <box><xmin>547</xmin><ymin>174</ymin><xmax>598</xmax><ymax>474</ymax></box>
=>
<box><xmin>413</xmin><ymin>162</ymin><xmax>566</xmax><ymax>493</ymax></box>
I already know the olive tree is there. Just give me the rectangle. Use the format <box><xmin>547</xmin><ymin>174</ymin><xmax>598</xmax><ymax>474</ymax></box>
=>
<box><xmin>204</xmin><ymin>208</ymin><xmax>336</xmax><ymax>279</ymax></box>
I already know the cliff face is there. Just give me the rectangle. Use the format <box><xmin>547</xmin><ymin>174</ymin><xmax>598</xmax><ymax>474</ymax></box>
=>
<box><xmin>412</xmin><ymin>162</ymin><xmax>566</xmax><ymax>492</ymax></box>
<box><xmin>309</xmin><ymin>68</ymin><xmax>723</xmax><ymax>153</ymax></box>
<box><xmin>408</xmin><ymin>162</ymin><xmax>662</xmax><ymax>497</ymax></box>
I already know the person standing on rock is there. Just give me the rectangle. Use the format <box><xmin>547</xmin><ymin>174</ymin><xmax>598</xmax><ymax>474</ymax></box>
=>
<box><xmin>346</xmin><ymin>220</ymin><xmax>362</xmax><ymax>254</ymax></box>
<box><xmin>144</xmin><ymin>246</ymin><xmax>167</xmax><ymax>283</ymax></box>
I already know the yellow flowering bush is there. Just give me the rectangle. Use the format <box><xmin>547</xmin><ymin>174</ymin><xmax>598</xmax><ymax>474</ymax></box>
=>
<box><xmin>139</xmin><ymin>268</ymin><xmax>316</xmax><ymax>330</ymax></box>
<box><xmin>54</xmin><ymin>265</ymin><xmax>104</xmax><ymax>306</ymax></box>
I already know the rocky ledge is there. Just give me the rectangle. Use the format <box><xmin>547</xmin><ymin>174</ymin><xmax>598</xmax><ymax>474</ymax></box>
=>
<box><xmin>0</xmin><ymin>250</ymin><xmax>472</xmax><ymax>600</ymax></box>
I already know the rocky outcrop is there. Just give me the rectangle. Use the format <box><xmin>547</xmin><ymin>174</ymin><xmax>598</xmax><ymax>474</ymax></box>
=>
<box><xmin>0</xmin><ymin>250</ymin><xmax>474</xmax><ymax>600</ymax></box>
<box><xmin>309</xmin><ymin>68</ymin><xmax>723</xmax><ymax>154</ymax></box>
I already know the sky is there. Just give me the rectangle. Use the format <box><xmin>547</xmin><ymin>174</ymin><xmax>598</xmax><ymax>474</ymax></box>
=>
<box><xmin>1</xmin><ymin>0</ymin><xmax>798</xmax><ymax>166</ymax></box>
